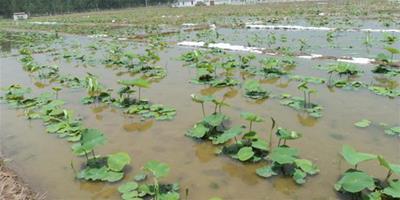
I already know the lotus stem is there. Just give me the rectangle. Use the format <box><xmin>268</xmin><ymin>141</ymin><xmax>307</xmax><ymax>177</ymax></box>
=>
<box><xmin>249</xmin><ymin>121</ymin><xmax>253</xmax><ymax>132</ymax></box>
<box><xmin>269</xmin><ymin>117</ymin><xmax>276</xmax><ymax>150</ymax></box>
<box><xmin>201</xmin><ymin>103</ymin><xmax>205</xmax><ymax>117</ymax></box>
<box><xmin>84</xmin><ymin>152</ymin><xmax>89</xmax><ymax>163</ymax></box>
<box><xmin>385</xmin><ymin>170</ymin><xmax>392</xmax><ymax>182</ymax></box>
<box><xmin>91</xmin><ymin>150</ymin><xmax>96</xmax><ymax>161</ymax></box>
<box><xmin>138</xmin><ymin>88</ymin><xmax>141</xmax><ymax>102</ymax></box>
<box><xmin>308</xmin><ymin>93</ymin><xmax>311</xmax><ymax>108</ymax></box>
<box><xmin>278</xmin><ymin>138</ymin><xmax>281</xmax><ymax>147</ymax></box>
<box><xmin>303</xmin><ymin>91</ymin><xmax>307</xmax><ymax>108</ymax></box>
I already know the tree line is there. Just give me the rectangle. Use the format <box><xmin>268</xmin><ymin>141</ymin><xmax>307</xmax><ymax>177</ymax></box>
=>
<box><xmin>0</xmin><ymin>0</ymin><xmax>175</xmax><ymax>18</ymax></box>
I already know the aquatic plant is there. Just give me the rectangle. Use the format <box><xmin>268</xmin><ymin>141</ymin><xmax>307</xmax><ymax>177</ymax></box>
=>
<box><xmin>240</xmin><ymin>112</ymin><xmax>264</xmax><ymax>132</ymax></box>
<box><xmin>118</xmin><ymin>161</ymin><xmax>180</xmax><ymax>200</ymax></box>
<box><xmin>280</xmin><ymin>93</ymin><xmax>322</xmax><ymax>118</ymax></box>
<box><xmin>335</xmin><ymin>145</ymin><xmax>400</xmax><ymax>199</ymax></box>
<box><xmin>243</xmin><ymin>79</ymin><xmax>270</xmax><ymax>100</ymax></box>
<box><xmin>119</xmin><ymin>78</ymin><xmax>150</xmax><ymax>102</ymax></box>
<box><xmin>256</xmin><ymin>146</ymin><xmax>319</xmax><ymax>184</ymax></box>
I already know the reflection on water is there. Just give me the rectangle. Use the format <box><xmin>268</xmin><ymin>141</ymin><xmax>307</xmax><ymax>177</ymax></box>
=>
<box><xmin>273</xmin><ymin>177</ymin><xmax>297</xmax><ymax>196</ymax></box>
<box><xmin>373</xmin><ymin>76</ymin><xmax>399</xmax><ymax>89</ymax></box>
<box><xmin>34</xmin><ymin>81</ymin><xmax>49</xmax><ymax>88</ymax></box>
<box><xmin>260</xmin><ymin>77</ymin><xmax>279</xmax><ymax>84</ymax></box>
<box><xmin>91</xmin><ymin>105</ymin><xmax>109</xmax><ymax>114</ymax></box>
<box><xmin>200</xmin><ymin>87</ymin><xmax>223</xmax><ymax>96</ymax></box>
<box><xmin>277</xmin><ymin>80</ymin><xmax>290</xmax><ymax>88</ymax></box>
<box><xmin>195</xmin><ymin>142</ymin><xmax>217</xmax><ymax>163</ymax></box>
<box><xmin>221</xmin><ymin>162</ymin><xmax>262</xmax><ymax>185</ymax></box>
<box><xmin>223</xmin><ymin>88</ymin><xmax>238</xmax><ymax>99</ymax></box>
<box><xmin>296</xmin><ymin>114</ymin><xmax>318</xmax><ymax>127</ymax></box>
<box><xmin>123</xmin><ymin>120</ymin><xmax>154</xmax><ymax>132</ymax></box>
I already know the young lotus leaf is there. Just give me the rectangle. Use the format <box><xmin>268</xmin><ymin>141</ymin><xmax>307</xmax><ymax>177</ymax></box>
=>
<box><xmin>377</xmin><ymin>156</ymin><xmax>400</xmax><ymax>175</ymax></box>
<box><xmin>190</xmin><ymin>94</ymin><xmax>214</xmax><ymax>103</ymax></box>
<box><xmin>186</xmin><ymin>123</ymin><xmax>209</xmax><ymax>139</ymax></box>
<box><xmin>384</xmin><ymin>126</ymin><xmax>400</xmax><ymax>136</ymax></box>
<box><xmin>118</xmin><ymin>181</ymin><xmax>139</xmax><ymax>193</ymax></box>
<box><xmin>119</xmin><ymin>78</ymin><xmax>150</xmax><ymax>88</ymax></box>
<box><xmin>144</xmin><ymin>160</ymin><xmax>170</xmax><ymax>179</ymax></box>
<box><xmin>334</xmin><ymin>171</ymin><xmax>375</xmax><ymax>193</ymax></box>
<box><xmin>293</xmin><ymin>169</ymin><xmax>307</xmax><ymax>184</ymax></box>
<box><xmin>256</xmin><ymin>166</ymin><xmax>277</xmax><ymax>178</ymax></box>
<box><xmin>341</xmin><ymin>145</ymin><xmax>377</xmax><ymax>167</ymax></box>
<box><xmin>72</xmin><ymin>129</ymin><xmax>106</xmax><ymax>155</ymax></box>
<box><xmin>107</xmin><ymin>152</ymin><xmax>131</xmax><ymax>172</ymax></box>
<box><xmin>240</xmin><ymin>112</ymin><xmax>264</xmax><ymax>122</ymax></box>
<box><xmin>77</xmin><ymin>166</ymin><xmax>124</xmax><ymax>182</ymax></box>
<box><xmin>203</xmin><ymin>113</ymin><xmax>228</xmax><ymax>127</ymax></box>
<box><xmin>382</xmin><ymin>180</ymin><xmax>400</xmax><ymax>198</ymax></box>
<box><xmin>354</xmin><ymin>119</ymin><xmax>371</xmax><ymax>128</ymax></box>
<box><xmin>251</xmin><ymin>139</ymin><xmax>268</xmax><ymax>151</ymax></box>
<box><xmin>134</xmin><ymin>172</ymin><xmax>147</xmax><ymax>182</ymax></box>
<box><xmin>294</xmin><ymin>159</ymin><xmax>319</xmax><ymax>175</ymax></box>
<box><xmin>212</xmin><ymin>126</ymin><xmax>244</xmax><ymax>144</ymax></box>
<box><xmin>367</xmin><ymin>191</ymin><xmax>382</xmax><ymax>200</ymax></box>
<box><xmin>269</xmin><ymin>147</ymin><xmax>299</xmax><ymax>165</ymax></box>
<box><xmin>237</xmin><ymin>147</ymin><xmax>254</xmax><ymax>161</ymax></box>
<box><xmin>276</xmin><ymin>127</ymin><xmax>302</xmax><ymax>140</ymax></box>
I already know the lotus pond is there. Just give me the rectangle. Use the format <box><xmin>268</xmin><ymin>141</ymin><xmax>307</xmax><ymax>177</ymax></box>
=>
<box><xmin>0</xmin><ymin>4</ymin><xmax>400</xmax><ymax>200</ymax></box>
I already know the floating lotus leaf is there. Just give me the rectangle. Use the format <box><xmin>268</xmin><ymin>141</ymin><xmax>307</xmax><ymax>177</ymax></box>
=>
<box><xmin>107</xmin><ymin>152</ymin><xmax>131</xmax><ymax>172</ymax></box>
<box><xmin>269</xmin><ymin>147</ymin><xmax>298</xmax><ymax>165</ymax></box>
<box><xmin>276</xmin><ymin>127</ymin><xmax>302</xmax><ymax>140</ymax></box>
<box><xmin>334</xmin><ymin>171</ymin><xmax>375</xmax><ymax>193</ymax></box>
<box><xmin>354</xmin><ymin>119</ymin><xmax>371</xmax><ymax>128</ymax></box>
<box><xmin>240</xmin><ymin>112</ymin><xmax>264</xmax><ymax>122</ymax></box>
<box><xmin>202</xmin><ymin>113</ymin><xmax>228</xmax><ymax>127</ymax></box>
<box><xmin>144</xmin><ymin>160</ymin><xmax>170</xmax><ymax>179</ymax></box>
<box><xmin>212</xmin><ymin>126</ymin><xmax>244</xmax><ymax>144</ymax></box>
<box><xmin>256</xmin><ymin>166</ymin><xmax>277</xmax><ymax>178</ymax></box>
<box><xmin>237</xmin><ymin>147</ymin><xmax>254</xmax><ymax>161</ymax></box>
<box><xmin>186</xmin><ymin>123</ymin><xmax>209</xmax><ymax>139</ymax></box>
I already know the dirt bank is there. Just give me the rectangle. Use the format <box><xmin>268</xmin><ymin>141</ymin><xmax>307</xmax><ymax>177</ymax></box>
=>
<box><xmin>0</xmin><ymin>159</ymin><xmax>45</xmax><ymax>200</ymax></box>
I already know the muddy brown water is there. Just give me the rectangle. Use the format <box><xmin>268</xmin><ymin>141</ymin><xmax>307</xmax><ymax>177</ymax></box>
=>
<box><xmin>0</xmin><ymin>32</ymin><xmax>399</xmax><ymax>200</ymax></box>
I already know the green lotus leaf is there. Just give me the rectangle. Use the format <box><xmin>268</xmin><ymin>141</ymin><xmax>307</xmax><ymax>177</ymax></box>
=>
<box><xmin>240</xmin><ymin>112</ymin><xmax>264</xmax><ymax>122</ymax></box>
<box><xmin>377</xmin><ymin>156</ymin><xmax>400</xmax><ymax>175</ymax></box>
<box><xmin>354</xmin><ymin>119</ymin><xmax>371</xmax><ymax>128</ymax></box>
<box><xmin>237</xmin><ymin>147</ymin><xmax>254</xmax><ymax>161</ymax></box>
<box><xmin>118</xmin><ymin>182</ymin><xmax>139</xmax><ymax>193</ymax></box>
<box><xmin>256</xmin><ymin>166</ymin><xmax>277</xmax><ymax>178</ymax></box>
<box><xmin>382</xmin><ymin>180</ymin><xmax>400</xmax><ymax>198</ymax></box>
<box><xmin>251</xmin><ymin>139</ymin><xmax>268</xmax><ymax>151</ymax></box>
<box><xmin>107</xmin><ymin>152</ymin><xmax>131</xmax><ymax>172</ymax></box>
<box><xmin>186</xmin><ymin>123</ymin><xmax>209</xmax><ymax>138</ymax></box>
<box><xmin>341</xmin><ymin>145</ymin><xmax>377</xmax><ymax>166</ymax></box>
<box><xmin>119</xmin><ymin>78</ymin><xmax>150</xmax><ymax>88</ymax></box>
<box><xmin>294</xmin><ymin>159</ymin><xmax>319</xmax><ymax>175</ymax></box>
<box><xmin>212</xmin><ymin>126</ymin><xmax>244</xmax><ymax>144</ymax></box>
<box><xmin>384</xmin><ymin>126</ymin><xmax>400</xmax><ymax>136</ymax></box>
<box><xmin>269</xmin><ymin>147</ymin><xmax>298</xmax><ymax>165</ymax></box>
<box><xmin>293</xmin><ymin>168</ymin><xmax>307</xmax><ymax>184</ymax></box>
<box><xmin>202</xmin><ymin>113</ymin><xmax>228</xmax><ymax>127</ymax></box>
<box><xmin>276</xmin><ymin>127</ymin><xmax>302</xmax><ymax>140</ymax></box>
<box><xmin>72</xmin><ymin>128</ymin><xmax>106</xmax><ymax>155</ymax></box>
<box><xmin>334</xmin><ymin>171</ymin><xmax>375</xmax><ymax>193</ymax></box>
<box><xmin>144</xmin><ymin>160</ymin><xmax>170</xmax><ymax>179</ymax></box>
